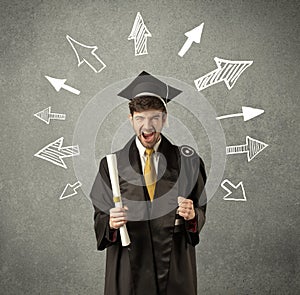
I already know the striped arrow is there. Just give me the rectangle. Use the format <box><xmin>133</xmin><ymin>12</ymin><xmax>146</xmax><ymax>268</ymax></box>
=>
<box><xmin>34</xmin><ymin>106</ymin><xmax>66</xmax><ymax>124</ymax></box>
<box><xmin>34</xmin><ymin>137</ymin><xmax>80</xmax><ymax>169</ymax></box>
<box><xmin>128</xmin><ymin>12</ymin><xmax>152</xmax><ymax>56</ymax></box>
<box><xmin>226</xmin><ymin>136</ymin><xmax>268</xmax><ymax>162</ymax></box>
<box><xmin>194</xmin><ymin>57</ymin><xmax>253</xmax><ymax>91</ymax></box>
<box><xmin>59</xmin><ymin>181</ymin><xmax>82</xmax><ymax>200</ymax></box>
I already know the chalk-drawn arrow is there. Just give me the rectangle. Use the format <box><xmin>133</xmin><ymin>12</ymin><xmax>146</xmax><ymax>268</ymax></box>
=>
<box><xmin>34</xmin><ymin>137</ymin><xmax>80</xmax><ymax>169</ymax></box>
<box><xmin>45</xmin><ymin>75</ymin><xmax>80</xmax><ymax>95</ymax></box>
<box><xmin>226</xmin><ymin>136</ymin><xmax>268</xmax><ymax>162</ymax></box>
<box><xmin>216</xmin><ymin>106</ymin><xmax>264</xmax><ymax>121</ymax></box>
<box><xmin>221</xmin><ymin>179</ymin><xmax>246</xmax><ymax>201</ymax></box>
<box><xmin>66</xmin><ymin>35</ymin><xmax>106</xmax><ymax>73</ymax></box>
<box><xmin>178</xmin><ymin>23</ymin><xmax>204</xmax><ymax>57</ymax></box>
<box><xmin>128</xmin><ymin>12</ymin><xmax>152</xmax><ymax>56</ymax></box>
<box><xmin>194</xmin><ymin>57</ymin><xmax>253</xmax><ymax>91</ymax></box>
<box><xmin>34</xmin><ymin>106</ymin><xmax>66</xmax><ymax>124</ymax></box>
<box><xmin>59</xmin><ymin>181</ymin><xmax>82</xmax><ymax>200</ymax></box>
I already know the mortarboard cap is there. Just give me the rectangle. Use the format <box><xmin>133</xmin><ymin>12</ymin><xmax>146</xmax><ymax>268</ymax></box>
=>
<box><xmin>118</xmin><ymin>71</ymin><xmax>182</xmax><ymax>104</ymax></box>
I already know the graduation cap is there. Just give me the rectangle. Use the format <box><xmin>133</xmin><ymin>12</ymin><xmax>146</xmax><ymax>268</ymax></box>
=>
<box><xmin>118</xmin><ymin>71</ymin><xmax>182</xmax><ymax>105</ymax></box>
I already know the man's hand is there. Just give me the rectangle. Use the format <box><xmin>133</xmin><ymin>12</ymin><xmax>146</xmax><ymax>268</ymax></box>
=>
<box><xmin>177</xmin><ymin>197</ymin><xmax>195</xmax><ymax>220</ymax></box>
<box><xmin>109</xmin><ymin>207</ymin><xmax>128</xmax><ymax>230</ymax></box>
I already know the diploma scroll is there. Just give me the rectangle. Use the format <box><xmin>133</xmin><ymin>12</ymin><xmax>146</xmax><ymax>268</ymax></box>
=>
<box><xmin>106</xmin><ymin>154</ymin><xmax>131</xmax><ymax>247</ymax></box>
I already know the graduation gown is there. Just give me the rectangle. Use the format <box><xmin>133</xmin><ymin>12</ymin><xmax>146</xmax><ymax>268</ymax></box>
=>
<box><xmin>91</xmin><ymin>135</ymin><xmax>207</xmax><ymax>295</ymax></box>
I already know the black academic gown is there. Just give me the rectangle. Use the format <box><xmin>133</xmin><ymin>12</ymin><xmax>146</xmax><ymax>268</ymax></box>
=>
<box><xmin>91</xmin><ymin>135</ymin><xmax>207</xmax><ymax>295</ymax></box>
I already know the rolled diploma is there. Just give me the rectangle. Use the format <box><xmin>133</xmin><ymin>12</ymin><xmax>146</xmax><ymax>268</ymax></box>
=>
<box><xmin>106</xmin><ymin>154</ymin><xmax>131</xmax><ymax>246</ymax></box>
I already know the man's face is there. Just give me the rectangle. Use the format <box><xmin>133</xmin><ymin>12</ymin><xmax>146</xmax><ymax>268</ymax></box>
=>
<box><xmin>130</xmin><ymin>109</ymin><xmax>167</xmax><ymax>148</ymax></box>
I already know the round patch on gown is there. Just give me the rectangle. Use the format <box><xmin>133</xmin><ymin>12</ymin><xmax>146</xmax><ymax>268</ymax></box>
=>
<box><xmin>180</xmin><ymin>145</ymin><xmax>195</xmax><ymax>157</ymax></box>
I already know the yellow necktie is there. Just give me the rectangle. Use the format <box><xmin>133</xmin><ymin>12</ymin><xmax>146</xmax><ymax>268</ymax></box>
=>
<box><xmin>144</xmin><ymin>148</ymin><xmax>157</xmax><ymax>201</ymax></box>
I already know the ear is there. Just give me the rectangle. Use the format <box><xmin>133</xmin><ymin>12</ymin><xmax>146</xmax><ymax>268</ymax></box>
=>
<box><xmin>162</xmin><ymin>113</ymin><xmax>167</xmax><ymax>125</ymax></box>
<box><xmin>128</xmin><ymin>114</ymin><xmax>133</xmax><ymax>125</ymax></box>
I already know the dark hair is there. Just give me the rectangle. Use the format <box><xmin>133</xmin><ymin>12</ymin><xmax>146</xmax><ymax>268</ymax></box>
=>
<box><xmin>129</xmin><ymin>96</ymin><xmax>166</xmax><ymax>116</ymax></box>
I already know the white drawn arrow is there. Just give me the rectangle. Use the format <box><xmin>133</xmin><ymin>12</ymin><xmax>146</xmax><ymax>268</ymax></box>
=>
<box><xmin>194</xmin><ymin>57</ymin><xmax>253</xmax><ymax>91</ymax></box>
<box><xmin>221</xmin><ymin>179</ymin><xmax>246</xmax><ymax>201</ymax></box>
<box><xmin>226</xmin><ymin>136</ymin><xmax>268</xmax><ymax>162</ymax></box>
<box><xmin>34</xmin><ymin>106</ymin><xmax>66</xmax><ymax>124</ymax></box>
<box><xmin>45</xmin><ymin>75</ymin><xmax>80</xmax><ymax>95</ymax></box>
<box><xmin>128</xmin><ymin>12</ymin><xmax>152</xmax><ymax>56</ymax></box>
<box><xmin>34</xmin><ymin>137</ymin><xmax>80</xmax><ymax>169</ymax></box>
<box><xmin>59</xmin><ymin>181</ymin><xmax>82</xmax><ymax>200</ymax></box>
<box><xmin>178</xmin><ymin>23</ymin><xmax>204</xmax><ymax>57</ymax></box>
<box><xmin>216</xmin><ymin>106</ymin><xmax>264</xmax><ymax>121</ymax></box>
<box><xmin>66</xmin><ymin>35</ymin><xmax>106</xmax><ymax>73</ymax></box>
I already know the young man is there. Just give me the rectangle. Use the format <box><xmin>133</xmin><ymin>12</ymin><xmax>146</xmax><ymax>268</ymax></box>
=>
<box><xmin>90</xmin><ymin>71</ymin><xmax>207</xmax><ymax>295</ymax></box>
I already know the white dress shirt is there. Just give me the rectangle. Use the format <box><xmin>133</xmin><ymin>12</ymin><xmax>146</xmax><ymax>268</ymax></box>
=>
<box><xmin>135</xmin><ymin>136</ymin><xmax>161</xmax><ymax>174</ymax></box>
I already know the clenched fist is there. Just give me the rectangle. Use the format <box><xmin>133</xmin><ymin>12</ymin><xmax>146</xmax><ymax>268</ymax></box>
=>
<box><xmin>109</xmin><ymin>207</ymin><xmax>128</xmax><ymax>230</ymax></box>
<box><xmin>177</xmin><ymin>197</ymin><xmax>195</xmax><ymax>220</ymax></box>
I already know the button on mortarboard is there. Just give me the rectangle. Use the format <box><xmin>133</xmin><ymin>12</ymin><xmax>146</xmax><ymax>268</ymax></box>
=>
<box><xmin>117</xmin><ymin>71</ymin><xmax>182</xmax><ymax>103</ymax></box>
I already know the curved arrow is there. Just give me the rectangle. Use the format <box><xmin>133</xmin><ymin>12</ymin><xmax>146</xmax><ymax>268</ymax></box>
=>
<box><xmin>216</xmin><ymin>106</ymin><xmax>264</xmax><ymax>121</ymax></box>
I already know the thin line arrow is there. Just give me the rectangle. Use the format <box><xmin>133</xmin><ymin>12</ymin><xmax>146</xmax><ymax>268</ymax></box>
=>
<box><xmin>226</xmin><ymin>136</ymin><xmax>268</xmax><ymax>162</ymax></box>
<box><xmin>216</xmin><ymin>106</ymin><xmax>264</xmax><ymax>122</ymax></box>
<box><xmin>66</xmin><ymin>35</ymin><xmax>106</xmax><ymax>73</ymax></box>
<box><xmin>59</xmin><ymin>181</ymin><xmax>82</xmax><ymax>200</ymax></box>
<box><xmin>34</xmin><ymin>106</ymin><xmax>66</xmax><ymax>124</ymax></box>
<box><xmin>221</xmin><ymin>179</ymin><xmax>246</xmax><ymax>201</ymax></box>
<box><xmin>194</xmin><ymin>57</ymin><xmax>253</xmax><ymax>91</ymax></box>
<box><xmin>45</xmin><ymin>75</ymin><xmax>80</xmax><ymax>95</ymax></box>
<box><xmin>178</xmin><ymin>23</ymin><xmax>204</xmax><ymax>57</ymax></box>
<box><xmin>34</xmin><ymin>137</ymin><xmax>80</xmax><ymax>169</ymax></box>
<box><xmin>128</xmin><ymin>12</ymin><xmax>152</xmax><ymax>56</ymax></box>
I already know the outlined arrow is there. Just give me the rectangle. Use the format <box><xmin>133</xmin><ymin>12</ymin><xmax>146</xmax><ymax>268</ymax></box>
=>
<box><xmin>34</xmin><ymin>106</ymin><xmax>66</xmax><ymax>124</ymax></box>
<box><xmin>45</xmin><ymin>75</ymin><xmax>80</xmax><ymax>95</ymax></box>
<box><xmin>178</xmin><ymin>23</ymin><xmax>204</xmax><ymax>57</ymax></box>
<box><xmin>216</xmin><ymin>106</ymin><xmax>264</xmax><ymax>121</ymax></box>
<box><xmin>128</xmin><ymin>12</ymin><xmax>152</xmax><ymax>56</ymax></box>
<box><xmin>194</xmin><ymin>57</ymin><xmax>253</xmax><ymax>91</ymax></box>
<box><xmin>226</xmin><ymin>136</ymin><xmax>268</xmax><ymax>162</ymax></box>
<box><xmin>34</xmin><ymin>137</ymin><xmax>80</xmax><ymax>169</ymax></box>
<box><xmin>59</xmin><ymin>181</ymin><xmax>82</xmax><ymax>200</ymax></box>
<box><xmin>221</xmin><ymin>179</ymin><xmax>246</xmax><ymax>201</ymax></box>
<box><xmin>66</xmin><ymin>35</ymin><xmax>106</xmax><ymax>73</ymax></box>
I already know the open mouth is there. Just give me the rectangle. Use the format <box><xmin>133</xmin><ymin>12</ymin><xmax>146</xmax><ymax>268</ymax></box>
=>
<box><xmin>142</xmin><ymin>131</ymin><xmax>155</xmax><ymax>142</ymax></box>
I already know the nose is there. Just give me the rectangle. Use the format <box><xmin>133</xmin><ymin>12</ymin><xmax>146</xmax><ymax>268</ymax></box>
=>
<box><xmin>143</xmin><ymin>118</ymin><xmax>152</xmax><ymax>130</ymax></box>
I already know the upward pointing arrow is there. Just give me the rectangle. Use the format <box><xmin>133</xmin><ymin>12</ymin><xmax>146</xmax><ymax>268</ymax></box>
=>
<box><xmin>66</xmin><ymin>35</ymin><xmax>106</xmax><ymax>73</ymax></box>
<box><xmin>128</xmin><ymin>12</ymin><xmax>152</xmax><ymax>56</ymax></box>
<box><xmin>178</xmin><ymin>23</ymin><xmax>204</xmax><ymax>57</ymax></box>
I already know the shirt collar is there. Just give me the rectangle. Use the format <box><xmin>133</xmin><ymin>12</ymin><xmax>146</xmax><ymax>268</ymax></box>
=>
<box><xmin>135</xmin><ymin>136</ymin><xmax>161</xmax><ymax>157</ymax></box>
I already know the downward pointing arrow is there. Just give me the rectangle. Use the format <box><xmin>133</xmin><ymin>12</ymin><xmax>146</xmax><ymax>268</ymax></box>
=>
<box><xmin>59</xmin><ymin>181</ymin><xmax>82</xmax><ymax>200</ymax></box>
<box><xmin>66</xmin><ymin>35</ymin><xmax>106</xmax><ymax>73</ymax></box>
<box><xmin>216</xmin><ymin>106</ymin><xmax>264</xmax><ymax>121</ymax></box>
<box><xmin>178</xmin><ymin>23</ymin><xmax>204</xmax><ymax>57</ymax></box>
<box><xmin>45</xmin><ymin>75</ymin><xmax>80</xmax><ymax>95</ymax></box>
<box><xmin>221</xmin><ymin>179</ymin><xmax>246</xmax><ymax>201</ymax></box>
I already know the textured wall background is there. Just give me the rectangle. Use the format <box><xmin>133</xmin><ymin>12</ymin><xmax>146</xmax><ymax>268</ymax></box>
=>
<box><xmin>1</xmin><ymin>0</ymin><xmax>299</xmax><ymax>294</ymax></box>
